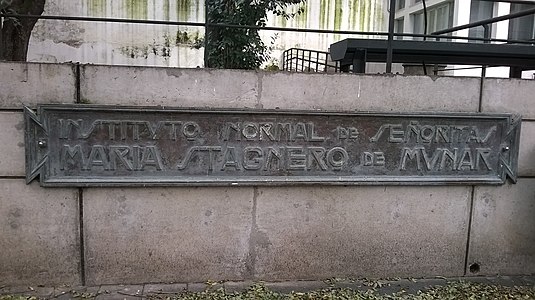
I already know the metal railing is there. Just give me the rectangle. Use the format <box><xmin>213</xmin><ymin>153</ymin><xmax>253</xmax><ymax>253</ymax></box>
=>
<box><xmin>282</xmin><ymin>48</ymin><xmax>339</xmax><ymax>73</ymax></box>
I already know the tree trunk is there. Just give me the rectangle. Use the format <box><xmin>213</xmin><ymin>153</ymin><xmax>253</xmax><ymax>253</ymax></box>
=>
<box><xmin>1</xmin><ymin>0</ymin><xmax>46</xmax><ymax>61</ymax></box>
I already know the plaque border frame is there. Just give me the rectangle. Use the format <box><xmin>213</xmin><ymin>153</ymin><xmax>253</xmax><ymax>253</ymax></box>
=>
<box><xmin>25</xmin><ymin>104</ymin><xmax>521</xmax><ymax>187</ymax></box>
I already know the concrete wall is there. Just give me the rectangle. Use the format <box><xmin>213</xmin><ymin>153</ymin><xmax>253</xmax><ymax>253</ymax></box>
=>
<box><xmin>0</xmin><ymin>61</ymin><xmax>533</xmax><ymax>286</ymax></box>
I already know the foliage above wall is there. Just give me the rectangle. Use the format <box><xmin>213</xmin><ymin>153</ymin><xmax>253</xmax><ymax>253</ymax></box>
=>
<box><xmin>0</xmin><ymin>0</ymin><xmax>46</xmax><ymax>61</ymax></box>
<box><xmin>205</xmin><ymin>0</ymin><xmax>305</xmax><ymax>69</ymax></box>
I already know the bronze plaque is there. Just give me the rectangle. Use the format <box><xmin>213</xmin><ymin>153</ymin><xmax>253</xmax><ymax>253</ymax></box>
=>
<box><xmin>25</xmin><ymin>105</ymin><xmax>520</xmax><ymax>186</ymax></box>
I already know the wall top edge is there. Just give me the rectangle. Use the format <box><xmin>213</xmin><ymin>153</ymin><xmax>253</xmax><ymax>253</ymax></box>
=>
<box><xmin>1</xmin><ymin>61</ymin><xmax>534</xmax><ymax>82</ymax></box>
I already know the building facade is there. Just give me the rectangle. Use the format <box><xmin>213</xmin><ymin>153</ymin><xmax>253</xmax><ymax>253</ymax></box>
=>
<box><xmin>393</xmin><ymin>0</ymin><xmax>535</xmax><ymax>78</ymax></box>
<box><xmin>27</xmin><ymin>0</ymin><xmax>386</xmax><ymax>68</ymax></box>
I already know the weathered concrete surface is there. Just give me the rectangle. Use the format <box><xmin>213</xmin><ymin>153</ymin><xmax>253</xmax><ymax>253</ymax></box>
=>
<box><xmin>144</xmin><ymin>283</ymin><xmax>187</xmax><ymax>294</ymax></box>
<box><xmin>83</xmin><ymin>187</ymin><xmax>254</xmax><ymax>285</ymax></box>
<box><xmin>1</xmin><ymin>62</ymin><xmax>533</xmax><ymax>285</ymax></box>
<box><xmin>519</xmin><ymin>121</ymin><xmax>535</xmax><ymax>177</ymax></box>
<box><xmin>0</xmin><ymin>62</ymin><xmax>76</xmax><ymax>108</ymax></box>
<box><xmin>468</xmin><ymin>179</ymin><xmax>535</xmax><ymax>275</ymax></box>
<box><xmin>80</xmin><ymin>65</ymin><xmax>259</xmax><ymax>108</ymax></box>
<box><xmin>0</xmin><ymin>180</ymin><xmax>80</xmax><ymax>286</ymax></box>
<box><xmin>482</xmin><ymin>78</ymin><xmax>535</xmax><ymax>120</ymax></box>
<box><xmin>253</xmin><ymin>186</ymin><xmax>472</xmax><ymax>280</ymax></box>
<box><xmin>0</xmin><ymin>112</ymin><xmax>25</xmax><ymax>176</ymax></box>
<box><xmin>96</xmin><ymin>285</ymin><xmax>144</xmax><ymax>300</ymax></box>
<box><xmin>260</xmin><ymin>73</ymin><xmax>480</xmax><ymax>112</ymax></box>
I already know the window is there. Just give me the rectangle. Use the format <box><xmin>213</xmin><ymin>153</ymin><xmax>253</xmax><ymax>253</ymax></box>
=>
<box><xmin>412</xmin><ymin>2</ymin><xmax>454</xmax><ymax>40</ymax></box>
<box><xmin>396</xmin><ymin>0</ymin><xmax>406</xmax><ymax>10</ymax></box>
<box><xmin>469</xmin><ymin>0</ymin><xmax>494</xmax><ymax>42</ymax></box>
<box><xmin>395</xmin><ymin>18</ymin><xmax>404</xmax><ymax>40</ymax></box>
<box><xmin>508</xmin><ymin>4</ymin><xmax>535</xmax><ymax>42</ymax></box>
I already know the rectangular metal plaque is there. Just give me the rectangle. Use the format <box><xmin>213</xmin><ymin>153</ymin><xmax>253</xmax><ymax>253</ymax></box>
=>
<box><xmin>25</xmin><ymin>105</ymin><xmax>521</xmax><ymax>186</ymax></box>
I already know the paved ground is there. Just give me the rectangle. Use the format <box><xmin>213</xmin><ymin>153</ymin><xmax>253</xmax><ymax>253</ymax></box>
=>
<box><xmin>1</xmin><ymin>275</ymin><xmax>534</xmax><ymax>299</ymax></box>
